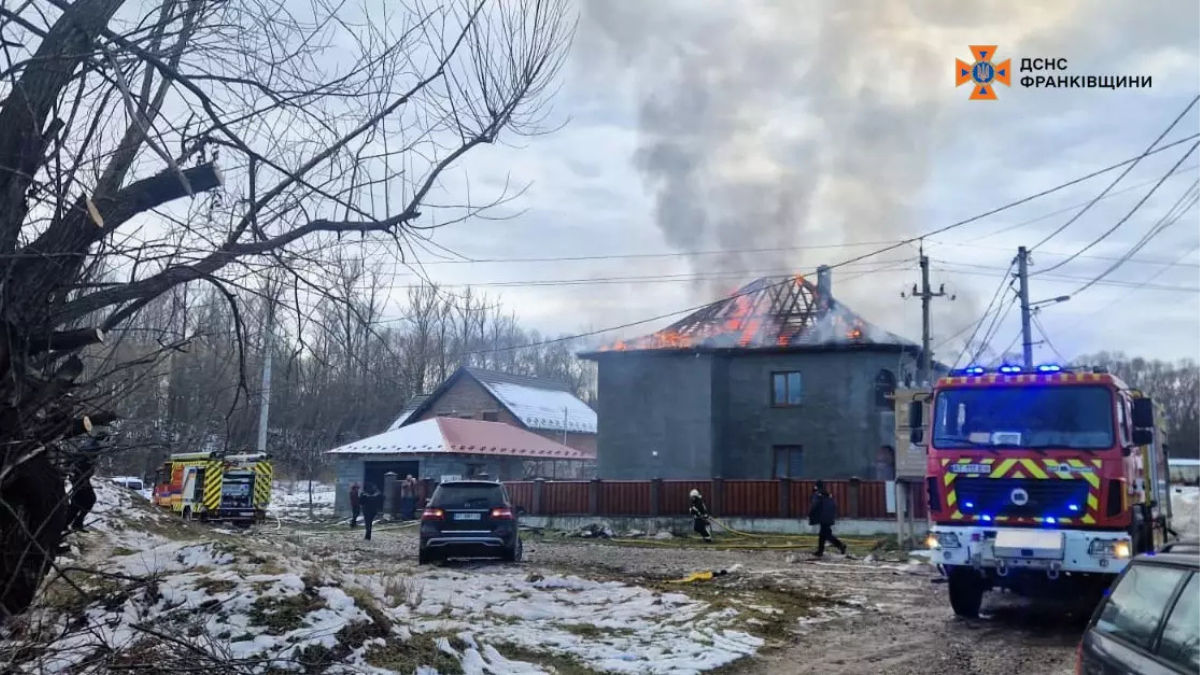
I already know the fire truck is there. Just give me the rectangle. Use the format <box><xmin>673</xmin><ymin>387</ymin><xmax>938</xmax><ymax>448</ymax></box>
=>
<box><xmin>152</xmin><ymin>451</ymin><xmax>273</xmax><ymax>525</ymax></box>
<box><xmin>907</xmin><ymin>364</ymin><xmax>1175</xmax><ymax>618</ymax></box>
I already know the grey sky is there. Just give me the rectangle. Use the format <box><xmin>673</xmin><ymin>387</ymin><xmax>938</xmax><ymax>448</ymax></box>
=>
<box><xmin>375</xmin><ymin>0</ymin><xmax>1200</xmax><ymax>364</ymax></box>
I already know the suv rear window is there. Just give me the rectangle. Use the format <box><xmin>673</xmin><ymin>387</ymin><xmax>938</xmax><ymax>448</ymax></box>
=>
<box><xmin>1094</xmin><ymin>563</ymin><xmax>1188</xmax><ymax>649</ymax></box>
<box><xmin>430</xmin><ymin>484</ymin><xmax>507</xmax><ymax>509</ymax></box>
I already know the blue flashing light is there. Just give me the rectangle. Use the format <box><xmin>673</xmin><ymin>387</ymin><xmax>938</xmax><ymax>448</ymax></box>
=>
<box><xmin>964</xmin><ymin>366</ymin><xmax>986</xmax><ymax>376</ymax></box>
<box><xmin>998</xmin><ymin>364</ymin><xmax>1022</xmax><ymax>374</ymax></box>
<box><xmin>1037</xmin><ymin>364</ymin><xmax>1063</xmax><ymax>373</ymax></box>
<box><xmin>1068</xmin><ymin>504</ymin><xmax>1080</xmax><ymax>512</ymax></box>
<box><xmin>1045</xmin><ymin>517</ymin><xmax>1057</xmax><ymax>524</ymax></box>
<box><xmin>964</xmin><ymin>501</ymin><xmax>974</xmax><ymax>509</ymax></box>
<box><xmin>980</xmin><ymin>514</ymin><xmax>993</xmax><ymax>522</ymax></box>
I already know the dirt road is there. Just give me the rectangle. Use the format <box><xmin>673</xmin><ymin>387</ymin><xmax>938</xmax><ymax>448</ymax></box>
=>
<box><xmin>298</xmin><ymin>526</ymin><xmax>1082</xmax><ymax>674</ymax></box>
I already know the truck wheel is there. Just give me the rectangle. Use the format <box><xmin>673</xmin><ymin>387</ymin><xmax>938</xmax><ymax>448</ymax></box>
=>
<box><xmin>948</xmin><ymin>569</ymin><xmax>984</xmax><ymax>618</ymax></box>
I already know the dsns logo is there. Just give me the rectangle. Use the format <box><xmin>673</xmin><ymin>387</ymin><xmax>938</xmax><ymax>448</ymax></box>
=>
<box><xmin>956</xmin><ymin>45</ymin><xmax>1011</xmax><ymax>100</ymax></box>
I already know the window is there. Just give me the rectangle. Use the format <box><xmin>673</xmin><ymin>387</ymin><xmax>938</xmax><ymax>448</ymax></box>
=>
<box><xmin>875</xmin><ymin>370</ymin><xmax>896</xmax><ymax>410</ymax></box>
<box><xmin>481</xmin><ymin>411</ymin><xmax>500</xmax><ymax>422</ymax></box>
<box><xmin>1117</xmin><ymin>397</ymin><xmax>1131</xmax><ymax>446</ymax></box>
<box><xmin>771</xmin><ymin>372</ymin><xmax>802</xmax><ymax>406</ymax></box>
<box><xmin>1158</xmin><ymin>573</ymin><xmax>1199</xmax><ymax>670</ymax></box>
<box><xmin>931</xmin><ymin>385</ymin><xmax>1115</xmax><ymax>450</ymax></box>
<box><xmin>773</xmin><ymin>446</ymin><xmax>804</xmax><ymax>478</ymax></box>
<box><xmin>464</xmin><ymin>462</ymin><xmax>486</xmax><ymax>478</ymax></box>
<box><xmin>1094</xmin><ymin>563</ymin><xmax>1187</xmax><ymax>649</ymax></box>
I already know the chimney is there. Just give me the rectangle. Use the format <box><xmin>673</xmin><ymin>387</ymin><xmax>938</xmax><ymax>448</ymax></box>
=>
<box><xmin>816</xmin><ymin>265</ymin><xmax>832</xmax><ymax>308</ymax></box>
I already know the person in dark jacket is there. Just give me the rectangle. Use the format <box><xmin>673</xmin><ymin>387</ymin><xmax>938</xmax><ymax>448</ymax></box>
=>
<box><xmin>808</xmin><ymin>480</ymin><xmax>846</xmax><ymax>557</ymax></box>
<box><xmin>689</xmin><ymin>489</ymin><xmax>713</xmax><ymax>542</ymax></box>
<box><xmin>348</xmin><ymin>483</ymin><xmax>361</xmax><ymax>528</ymax></box>
<box><xmin>66</xmin><ymin>436</ymin><xmax>102</xmax><ymax>532</ymax></box>
<box><xmin>360</xmin><ymin>483</ymin><xmax>382</xmax><ymax>541</ymax></box>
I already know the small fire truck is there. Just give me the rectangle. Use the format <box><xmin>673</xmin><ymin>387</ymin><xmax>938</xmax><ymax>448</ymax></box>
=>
<box><xmin>152</xmin><ymin>451</ymin><xmax>273</xmax><ymax>525</ymax></box>
<box><xmin>908</xmin><ymin>364</ymin><xmax>1174</xmax><ymax>617</ymax></box>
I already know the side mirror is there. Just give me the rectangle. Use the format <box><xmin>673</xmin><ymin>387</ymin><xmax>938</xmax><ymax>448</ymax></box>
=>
<box><xmin>907</xmin><ymin>401</ymin><xmax>923</xmax><ymax>429</ymax></box>
<box><xmin>1132</xmin><ymin>429</ymin><xmax>1153</xmax><ymax>446</ymax></box>
<box><xmin>1131</xmin><ymin>397</ymin><xmax>1155</xmax><ymax>428</ymax></box>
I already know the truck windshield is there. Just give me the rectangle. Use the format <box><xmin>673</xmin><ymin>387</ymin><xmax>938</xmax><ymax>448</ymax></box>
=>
<box><xmin>932</xmin><ymin>385</ymin><xmax>1114</xmax><ymax>450</ymax></box>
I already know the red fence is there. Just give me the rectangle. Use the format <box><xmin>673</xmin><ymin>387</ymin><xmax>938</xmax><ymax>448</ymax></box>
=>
<box><xmin>502</xmin><ymin>478</ymin><xmax>925</xmax><ymax>520</ymax></box>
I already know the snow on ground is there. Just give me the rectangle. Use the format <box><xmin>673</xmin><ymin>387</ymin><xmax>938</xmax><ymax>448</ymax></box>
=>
<box><xmin>270</xmin><ymin>481</ymin><xmax>336</xmax><ymax>522</ymax></box>
<box><xmin>3</xmin><ymin>480</ymin><xmax>764</xmax><ymax>674</ymax></box>
<box><xmin>1171</xmin><ymin>486</ymin><xmax>1199</xmax><ymax>538</ymax></box>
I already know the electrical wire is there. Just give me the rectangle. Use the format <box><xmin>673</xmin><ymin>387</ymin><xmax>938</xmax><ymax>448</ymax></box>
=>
<box><xmin>1035</xmin><ymin>140</ymin><xmax>1200</xmax><ymax>276</ymax></box>
<box><xmin>973</xmin><ymin>294</ymin><xmax>1019</xmax><ymax>365</ymax></box>
<box><xmin>1032</xmin><ymin>313</ymin><xmax>1067</xmax><ymax>364</ymax></box>
<box><xmin>1067</xmin><ymin>180</ymin><xmax>1200</xmax><ymax>297</ymax></box>
<box><xmin>1029</xmin><ymin>95</ymin><xmax>1200</xmax><ymax>251</ymax></box>
<box><xmin>949</xmin><ymin>259</ymin><xmax>1015</xmax><ymax>369</ymax></box>
<box><xmin>441</xmin><ymin>137</ymin><xmax>1200</xmax><ymax>356</ymax></box>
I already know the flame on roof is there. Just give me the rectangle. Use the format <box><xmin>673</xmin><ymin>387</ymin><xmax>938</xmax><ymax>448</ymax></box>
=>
<box><xmin>592</xmin><ymin>274</ymin><xmax>914</xmax><ymax>353</ymax></box>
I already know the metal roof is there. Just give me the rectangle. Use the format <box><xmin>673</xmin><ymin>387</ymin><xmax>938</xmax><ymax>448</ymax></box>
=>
<box><xmin>326</xmin><ymin>417</ymin><xmax>594</xmax><ymax>460</ymax></box>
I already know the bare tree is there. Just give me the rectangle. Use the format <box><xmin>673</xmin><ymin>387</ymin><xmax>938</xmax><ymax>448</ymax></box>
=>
<box><xmin>0</xmin><ymin>0</ymin><xmax>573</xmax><ymax>619</ymax></box>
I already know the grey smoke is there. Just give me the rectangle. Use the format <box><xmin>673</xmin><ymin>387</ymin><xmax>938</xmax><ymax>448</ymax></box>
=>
<box><xmin>577</xmin><ymin>0</ymin><xmax>1090</xmax><ymax>346</ymax></box>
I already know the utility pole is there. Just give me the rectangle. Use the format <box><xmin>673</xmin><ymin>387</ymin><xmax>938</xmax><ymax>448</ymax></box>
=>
<box><xmin>905</xmin><ymin>241</ymin><xmax>955</xmax><ymax>386</ymax></box>
<box><xmin>899</xmin><ymin>241</ymin><xmax>954</xmax><ymax>548</ymax></box>
<box><xmin>1016</xmin><ymin>246</ymin><xmax>1034</xmax><ymax>369</ymax></box>
<box><xmin>256</xmin><ymin>287</ymin><xmax>275</xmax><ymax>455</ymax></box>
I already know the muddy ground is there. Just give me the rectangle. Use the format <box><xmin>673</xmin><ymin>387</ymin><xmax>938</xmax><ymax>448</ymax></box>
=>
<box><xmin>291</xmin><ymin>524</ymin><xmax>1082</xmax><ymax>675</ymax></box>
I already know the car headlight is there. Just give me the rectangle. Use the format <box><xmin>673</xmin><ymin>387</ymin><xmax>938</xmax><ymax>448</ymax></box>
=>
<box><xmin>1088</xmin><ymin>538</ymin><xmax>1132</xmax><ymax>558</ymax></box>
<box><xmin>929</xmin><ymin>532</ymin><xmax>962</xmax><ymax>549</ymax></box>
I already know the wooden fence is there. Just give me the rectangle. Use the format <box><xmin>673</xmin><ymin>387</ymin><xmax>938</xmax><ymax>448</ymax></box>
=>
<box><xmin>498</xmin><ymin>478</ymin><xmax>928</xmax><ymax>520</ymax></box>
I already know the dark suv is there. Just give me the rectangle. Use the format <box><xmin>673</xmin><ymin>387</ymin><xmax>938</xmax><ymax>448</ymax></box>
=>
<box><xmin>418</xmin><ymin>480</ymin><xmax>523</xmax><ymax>565</ymax></box>
<box><xmin>1077</xmin><ymin>545</ymin><xmax>1199</xmax><ymax>674</ymax></box>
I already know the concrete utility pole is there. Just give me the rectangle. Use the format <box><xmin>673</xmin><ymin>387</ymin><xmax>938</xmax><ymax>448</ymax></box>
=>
<box><xmin>256</xmin><ymin>289</ymin><xmax>275</xmax><ymax>454</ymax></box>
<box><xmin>1016</xmin><ymin>246</ymin><xmax>1034</xmax><ymax>369</ymax></box>
<box><xmin>905</xmin><ymin>241</ymin><xmax>954</xmax><ymax>386</ymax></box>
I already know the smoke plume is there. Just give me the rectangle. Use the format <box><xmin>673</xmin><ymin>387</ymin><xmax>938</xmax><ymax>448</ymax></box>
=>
<box><xmin>578</xmin><ymin>0</ymin><xmax>1082</xmax><ymax>328</ymax></box>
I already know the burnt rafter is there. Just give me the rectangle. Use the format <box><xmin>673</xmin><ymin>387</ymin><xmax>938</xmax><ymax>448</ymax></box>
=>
<box><xmin>595</xmin><ymin>274</ymin><xmax>916</xmax><ymax>353</ymax></box>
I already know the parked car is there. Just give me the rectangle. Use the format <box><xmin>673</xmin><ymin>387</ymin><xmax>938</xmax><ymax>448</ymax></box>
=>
<box><xmin>1077</xmin><ymin>547</ymin><xmax>1198</xmax><ymax>674</ymax></box>
<box><xmin>418</xmin><ymin>480</ymin><xmax>523</xmax><ymax>565</ymax></box>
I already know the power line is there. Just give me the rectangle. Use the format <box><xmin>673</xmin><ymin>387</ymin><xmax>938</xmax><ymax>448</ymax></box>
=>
<box><xmin>932</xmin><ymin>266</ymin><xmax>1197</xmax><ymax>293</ymax></box>
<box><xmin>974</xmin><ymin>294</ymin><xmax>1019</xmax><ymax>365</ymax></box>
<box><xmin>1067</xmin><ymin>181</ymin><xmax>1200</xmax><ymax>297</ymax></box>
<box><xmin>1035</xmin><ymin>140</ymin><xmax>1200</xmax><ymax>276</ymax></box>
<box><xmin>950</xmin><ymin>259</ymin><xmax>1015</xmax><ymax>368</ymax></box>
<box><xmin>1032</xmin><ymin>313</ymin><xmax>1067</xmax><ymax>363</ymax></box>
<box><xmin>434</xmin><ymin>139</ymin><xmax>1200</xmax><ymax>355</ymax></box>
<box><xmin>1029</xmin><ymin>95</ymin><xmax>1200</xmax><ymax>251</ymax></box>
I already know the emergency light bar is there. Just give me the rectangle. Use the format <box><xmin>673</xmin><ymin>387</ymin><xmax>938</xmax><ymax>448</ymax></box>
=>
<box><xmin>951</xmin><ymin>363</ymin><xmax>1074</xmax><ymax>377</ymax></box>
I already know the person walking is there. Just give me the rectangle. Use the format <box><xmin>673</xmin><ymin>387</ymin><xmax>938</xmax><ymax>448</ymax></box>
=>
<box><xmin>808</xmin><ymin>480</ymin><xmax>846</xmax><ymax>557</ymax></box>
<box><xmin>348</xmin><ymin>482</ymin><xmax>361</xmax><ymax>528</ymax></box>
<box><xmin>400</xmin><ymin>475</ymin><xmax>417</xmax><ymax>521</ymax></box>
<box><xmin>360</xmin><ymin>483</ymin><xmax>382</xmax><ymax>541</ymax></box>
<box><xmin>66</xmin><ymin>434</ymin><xmax>102</xmax><ymax>532</ymax></box>
<box><xmin>689</xmin><ymin>489</ymin><xmax>713</xmax><ymax>543</ymax></box>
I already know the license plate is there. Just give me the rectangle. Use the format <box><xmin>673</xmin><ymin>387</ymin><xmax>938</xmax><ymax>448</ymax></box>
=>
<box><xmin>993</xmin><ymin>530</ymin><xmax>1065</xmax><ymax>559</ymax></box>
<box><xmin>453</xmin><ymin>513</ymin><xmax>481</xmax><ymax>521</ymax></box>
<box><xmin>949</xmin><ymin>463</ymin><xmax>991</xmax><ymax>474</ymax></box>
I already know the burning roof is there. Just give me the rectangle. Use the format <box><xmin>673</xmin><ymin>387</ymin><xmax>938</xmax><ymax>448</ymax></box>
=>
<box><xmin>586</xmin><ymin>273</ymin><xmax>917</xmax><ymax>354</ymax></box>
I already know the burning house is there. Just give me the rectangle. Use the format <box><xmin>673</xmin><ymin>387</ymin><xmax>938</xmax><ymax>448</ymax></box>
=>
<box><xmin>578</xmin><ymin>266</ymin><xmax>935</xmax><ymax>480</ymax></box>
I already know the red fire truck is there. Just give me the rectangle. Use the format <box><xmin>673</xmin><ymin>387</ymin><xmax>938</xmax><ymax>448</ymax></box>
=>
<box><xmin>908</xmin><ymin>363</ymin><xmax>1175</xmax><ymax>618</ymax></box>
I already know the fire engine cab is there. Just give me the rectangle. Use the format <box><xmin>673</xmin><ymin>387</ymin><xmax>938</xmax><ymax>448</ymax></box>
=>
<box><xmin>152</xmin><ymin>451</ymin><xmax>273</xmax><ymax>525</ymax></box>
<box><xmin>908</xmin><ymin>363</ymin><xmax>1174</xmax><ymax>618</ymax></box>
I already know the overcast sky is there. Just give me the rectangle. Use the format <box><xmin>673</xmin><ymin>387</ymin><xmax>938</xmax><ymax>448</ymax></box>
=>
<box><xmin>373</xmin><ymin>0</ymin><xmax>1200</xmax><ymax>364</ymax></box>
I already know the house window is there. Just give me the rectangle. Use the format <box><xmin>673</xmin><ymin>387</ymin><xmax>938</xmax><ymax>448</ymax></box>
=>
<box><xmin>771</xmin><ymin>372</ymin><xmax>802</xmax><ymax>407</ymax></box>
<box><xmin>773</xmin><ymin>446</ymin><xmax>804</xmax><ymax>478</ymax></box>
<box><xmin>875</xmin><ymin>369</ymin><xmax>897</xmax><ymax>410</ymax></box>
<box><xmin>481</xmin><ymin>411</ymin><xmax>499</xmax><ymax>422</ymax></box>
<box><xmin>464</xmin><ymin>462</ymin><xmax>485</xmax><ymax>478</ymax></box>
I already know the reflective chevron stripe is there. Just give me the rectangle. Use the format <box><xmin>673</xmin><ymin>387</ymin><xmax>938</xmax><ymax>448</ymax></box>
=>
<box><xmin>254</xmin><ymin>461</ymin><xmax>273</xmax><ymax>508</ymax></box>
<box><xmin>940</xmin><ymin>456</ymin><xmax>1103</xmax><ymax>525</ymax></box>
<box><xmin>202</xmin><ymin>461</ymin><xmax>223</xmax><ymax>511</ymax></box>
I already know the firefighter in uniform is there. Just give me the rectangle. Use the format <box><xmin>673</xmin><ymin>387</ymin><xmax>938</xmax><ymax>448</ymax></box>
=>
<box><xmin>689</xmin><ymin>489</ymin><xmax>713</xmax><ymax>542</ymax></box>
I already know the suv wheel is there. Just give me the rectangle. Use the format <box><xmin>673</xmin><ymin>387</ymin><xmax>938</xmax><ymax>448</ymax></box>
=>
<box><xmin>418</xmin><ymin>547</ymin><xmax>436</xmax><ymax>566</ymax></box>
<box><xmin>502</xmin><ymin>537</ymin><xmax>523</xmax><ymax>563</ymax></box>
<box><xmin>948</xmin><ymin>568</ymin><xmax>984</xmax><ymax>618</ymax></box>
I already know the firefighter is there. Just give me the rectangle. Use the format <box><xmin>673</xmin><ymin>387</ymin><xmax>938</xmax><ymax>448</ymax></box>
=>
<box><xmin>689</xmin><ymin>489</ymin><xmax>713</xmax><ymax>542</ymax></box>
<box><xmin>66</xmin><ymin>433</ymin><xmax>104</xmax><ymax>533</ymax></box>
<box><xmin>808</xmin><ymin>480</ymin><xmax>846</xmax><ymax>557</ymax></box>
<box><xmin>348</xmin><ymin>482</ymin><xmax>361</xmax><ymax>528</ymax></box>
<box><xmin>360</xmin><ymin>483</ymin><xmax>382</xmax><ymax>541</ymax></box>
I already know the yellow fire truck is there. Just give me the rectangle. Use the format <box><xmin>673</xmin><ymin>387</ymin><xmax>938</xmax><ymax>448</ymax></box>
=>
<box><xmin>152</xmin><ymin>451</ymin><xmax>273</xmax><ymax>525</ymax></box>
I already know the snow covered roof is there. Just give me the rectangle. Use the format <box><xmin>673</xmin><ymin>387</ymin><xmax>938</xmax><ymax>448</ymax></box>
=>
<box><xmin>387</xmin><ymin>394</ymin><xmax>430</xmax><ymax>431</ymax></box>
<box><xmin>1169</xmin><ymin>458</ymin><xmax>1200</xmax><ymax>467</ymax></box>
<box><xmin>326</xmin><ymin>417</ymin><xmax>593</xmax><ymax>459</ymax></box>
<box><xmin>465</xmin><ymin>368</ymin><xmax>597</xmax><ymax>435</ymax></box>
